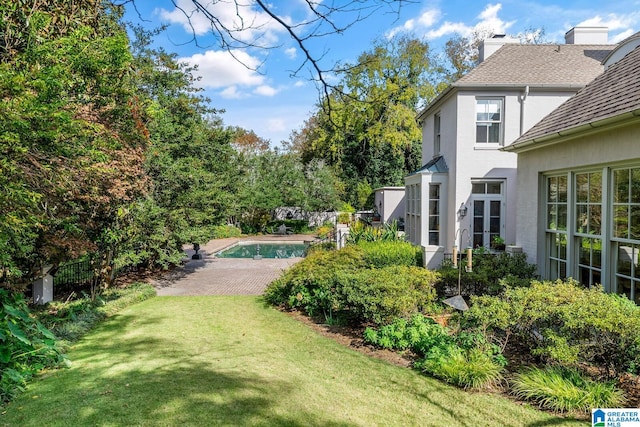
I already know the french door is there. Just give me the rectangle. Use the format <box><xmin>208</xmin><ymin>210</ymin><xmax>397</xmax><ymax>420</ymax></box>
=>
<box><xmin>471</xmin><ymin>182</ymin><xmax>504</xmax><ymax>249</ymax></box>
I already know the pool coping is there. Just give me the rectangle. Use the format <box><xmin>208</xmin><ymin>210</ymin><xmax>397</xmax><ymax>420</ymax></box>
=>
<box><xmin>192</xmin><ymin>234</ymin><xmax>318</xmax><ymax>260</ymax></box>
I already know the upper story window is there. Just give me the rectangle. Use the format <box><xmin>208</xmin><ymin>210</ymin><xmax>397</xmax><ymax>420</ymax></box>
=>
<box><xmin>475</xmin><ymin>98</ymin><xmax>503</xmax><ymax>144</ymax></box>
<box><xmin>433</xmin><ymin>113</ymin><xmax>441</xmax><ymax>156</ymax></box>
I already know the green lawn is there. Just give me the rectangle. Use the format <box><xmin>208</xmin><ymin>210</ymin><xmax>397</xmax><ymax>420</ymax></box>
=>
<box><xmin>2</xmin><ymin>296</ymin><xmax>585</xmax><ymax>426</ymax></box>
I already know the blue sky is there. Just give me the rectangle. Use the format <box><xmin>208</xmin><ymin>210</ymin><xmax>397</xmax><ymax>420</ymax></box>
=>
<box><xmin>124</xmin><ymin>1</ymin><xmax>640</xmax><ymax>146</ymax></box>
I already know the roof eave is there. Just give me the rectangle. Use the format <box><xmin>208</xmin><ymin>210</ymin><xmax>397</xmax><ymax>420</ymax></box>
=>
<box><xmin>455</xmin><ymin>83</ymin><xmax>587</xmax><ymax>90</ymax></box>
<box><xmin>416</xmin><ymin>85</ymin><xmax>454</xmax><ymax>122</ymax></box>
<box><xmin>417</xmin><ymin>83</ymin><xmax>586</xmax><ymax>122</ymax></box>
<box><xmin>503</xmin><ymin>108</ymin><xmax>640</xmax><ymax>153</ymax></box>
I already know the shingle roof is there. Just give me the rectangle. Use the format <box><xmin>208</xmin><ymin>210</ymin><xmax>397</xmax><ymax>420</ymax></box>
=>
<box><xmin>508</xmin><ymin>44</ymin><xmax>640</xmax><ymax>148</ymax></box>
<box><xmin>417</xmin><ymin>43</ymin><xmax>613</xmax><ymax>121</ymax></box>
<box><xmin>455</xmin><ymin>44</ymin><xmax>612</xmax><ymax>87</ymax></box>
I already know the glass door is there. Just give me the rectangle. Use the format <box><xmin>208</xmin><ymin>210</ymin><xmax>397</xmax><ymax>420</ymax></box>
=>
<box><xmin>471</xmin><ymin>181</ymin><xmax>504</xmax><ymax>249</ymax></box>
<box><xmin>472</xmin><ymin>200</ymin><xmax>502</xmax><ymax>248</ymax></box>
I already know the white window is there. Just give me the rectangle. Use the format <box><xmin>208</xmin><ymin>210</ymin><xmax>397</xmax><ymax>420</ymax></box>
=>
<box><xmin>475</xmin><ymin>98</ymin><xmax>503</xmax><ymax>144</ymax></box>
<box><xmin>612</xmin><ymin>167</ymin><xmax>640</xmax><ymax>304</ymax></box>
<box><xmin>546</xmin><ymin>175</ymin><xmax>568</xmax><ymax>280</ymax></box>
<box><xmin>542</xmin><ymin>166</ymin><xmax>640</xmax><ymax>303</ymax></box>
<box><xmin>574</xmin><ymin>171</ymin><xmax>602</xmax><ymax>287</ymax></box>
<box><xmin>405</xmin><ymin>183</ymin><xmax>421</xmax><ymax>245</ymax></box>
<box><xmin>428</xmin><ymin>184</ymin><xmax>440</xmax><ymax>245</ymax></box>
<box><xmin>471</xmin><ymin>181</ymin><xmax>504</xmax><ymax>248</ymax></box>
<box><xmin>433</xmin><ymin>113</ymin><xmax>441</xmax><ymax>156</ymax></box>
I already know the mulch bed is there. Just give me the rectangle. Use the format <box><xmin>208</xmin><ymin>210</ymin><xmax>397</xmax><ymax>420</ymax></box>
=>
<box><xmin>286</xmin><ymin>310</ymin><xmax>417</xmax><ymax>369</ymax></box>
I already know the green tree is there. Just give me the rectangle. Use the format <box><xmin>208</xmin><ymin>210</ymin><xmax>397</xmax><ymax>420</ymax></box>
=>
<box><xmin>301</xmin><ymin>35</ymin><xmax>438</xmax><ymax>208</ymax></box>
<box><xmin>0</xmin><ymin>3</ymin><xmax>148</xmax><ymax>287</ymax></box>
<box><xmin>127</xmin><ymin>29</ymin><xmax>239</xmax><ymax>258</ymax></box>
<box><xmin>235</xmin><ymin>150</ymin><xmax>306</xmax><ymax>231</ymax></box>
<box><xmin>233</xmin><ymin>149</ymin><xmax>342</xmax><ymax>231</ymax></box>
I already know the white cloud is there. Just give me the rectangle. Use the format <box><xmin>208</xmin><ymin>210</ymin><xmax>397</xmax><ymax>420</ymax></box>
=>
<box><xmin>425</xmin><ymin>21</ymin><xmax>471</xmax><ymax>39</ymax></box>
<box><xmin>254</xmin><ymin>85</ymin><xmax>278</xmax><ymax>96</ymax></box>
<box><xmin>180</xmin><ymin>49</ymin><xmax>282</xmax><ymax>99</ymax></box>
<box><xmin>156</xmin><ymin>0</ymin><xmax>288</xmax><ymax>45</ymax></box>
<box><xmin>156</xmin><ymin>0</ymin><xmax>211</xmax><ymax>35</ymax></box>
<box><xmin>578</xmin><ymin>14</ymin><xmax>630</xmax><ymax>31</ymax></box>
<box><xmin>294</xmin><ymin>80</ymin><xmax>305</xmax><ymax>87</ymax></box>
<box><xmin>180</xmin><ymin>49</ymin><xmax>265</xmax><ymax>89</ymax></box>
<box><xmin>475</xmin><ymin>3</ymin><xmax>514</xmax><ymax>35</ymax></box>
<box><xmin>386</xmin><ymin>8</ymin><xmax>441</xmax><ymax>38</ymax></box>
<box><xmin>419</xmin><ymin>9</ymin><xmax>440</xmax><ymax>27</ymax></box>
<box><xmin>267</xmin><ymin>118</ymin><xmax>287</xmax><ymax>133</ymax></box>
<box><xmin>220</xmin><ymin>86</ymin><xmax>245</xmax><ymax>99</ymax></box>
<box><xmin>610</xmin><ymin>28</ymin><xmax>635</xmax><ymax>43</ymax></box>
<box><xmin>389</xmin><ymin>3</ymin><xmax>515</xmax><ymax>41</ymax></box>
<box><xmin>575</xmin><ymin>12</ymin><xmax>640</xmax><ymax>43</ymax></box>
<box><xmin>284</xmin><ymin>47</ymin><xmax>297</xmax><ymax>59</ymax></box>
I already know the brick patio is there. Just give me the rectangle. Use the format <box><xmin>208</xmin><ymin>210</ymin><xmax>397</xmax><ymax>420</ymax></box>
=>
<box><xmin>153</xmin><ymin>234</ymin><xmax>313</xmax><ymax>296</ymax></box>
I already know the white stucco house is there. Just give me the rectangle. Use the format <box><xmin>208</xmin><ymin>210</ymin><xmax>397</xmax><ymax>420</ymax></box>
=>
<box><xmin>405</xmin><ymin>27</ymin><xmax>613</xmax><ymax>269</ymax></box>
<box><xmin>503</xmin><ymin>33</ymin><xmax>640</xmax><ymax>304</ymax></box>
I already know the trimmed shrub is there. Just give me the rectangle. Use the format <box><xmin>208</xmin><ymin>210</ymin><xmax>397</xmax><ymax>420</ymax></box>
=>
<box><xmin>211</xmin><ymin>224</ymin><xmax>242</xmax><ymax>239</ymax></box>
<box><xmin>358</xmin><ymin>240</ymin><xmax>422</xmax><ymax>268</ymax></box>
<box><xmin>465</xmin><ymin>279</ymin><xmax>640</xmax><ymax>376</ymax></box>
<box><xmin>339</xmin><ymin>266</ymin><xmax>438</xmax><ymax>324</ymax></box>
<box><xmin>263</xmin><ymin>245</ymin><xmax>365</xmax><ymax>319</ymax></box>
<box><xmin>265</xmin><ymin>242</ymin><xmax>437</xmax><ymax>325</ymax></box>
<box><xmin>307</xmin><ymin>241</ymin><xmax>336</xmax><ymax>253</ymax></box>
<box><xmin>511</xmin><ymin>367</ymin><xmax>625</xmax><ymax>413</ymax></box>
<box><xmin>315</xmin><ymin>224</ymin><xmax>335</xmax><ymax>240</ymax></box>
<box><xmin>436</xmin><ymin>248</ymin><xmax>536</xmax><ymax>297</ymax></box>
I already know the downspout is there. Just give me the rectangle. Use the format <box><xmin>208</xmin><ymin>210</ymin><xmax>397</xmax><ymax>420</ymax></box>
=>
<box><xmin>519</xmin><ymin>85</ymin><xmax>530</xmax><ymax>135</ymax></box>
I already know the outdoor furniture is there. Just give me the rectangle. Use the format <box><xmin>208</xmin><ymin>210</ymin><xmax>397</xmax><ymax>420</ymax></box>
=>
<box><xmin>274</xmin><ymin>224</ymin><xmax>292</xmax><ymax>235</ymax></box>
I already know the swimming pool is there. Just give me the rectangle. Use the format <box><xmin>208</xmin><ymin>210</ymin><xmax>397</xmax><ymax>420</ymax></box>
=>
<box><xmin>215</xmin><ymin>242</ymin><xmax>308</xmax><ymax>259</ymax></box>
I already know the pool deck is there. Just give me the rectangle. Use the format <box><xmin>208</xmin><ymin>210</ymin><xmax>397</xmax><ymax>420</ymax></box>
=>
<box><xmin>152</xmin><ymin>234</ymin><xmax>316</xmax><ymax>296</ymax></box>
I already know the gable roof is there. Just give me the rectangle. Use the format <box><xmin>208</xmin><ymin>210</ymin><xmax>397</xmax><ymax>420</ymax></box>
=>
<box><xmin>505</xmin><ymin>43</ymin><xmax>640</xmax><ymax>152</ymax></box>
<box><xmin>417</xmin><ymin>43</ymin><xmax>613</xmax><ymax>120</ymax></box>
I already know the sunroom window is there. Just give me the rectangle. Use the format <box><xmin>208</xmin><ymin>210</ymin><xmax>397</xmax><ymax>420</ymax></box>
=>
<box><xmin>546</xmin><ymin>175</ymin><xmax>567</xmax><ymax>280</ymax></box>
<box><xmin>574</xmin><ymin>171</ymin><xmax>602</xmax><ymax>287</ymax></box>
<box><xmin>613</xmin><ymin>167</ymin><xmax>640</xmax><ymax>304</ymax></box>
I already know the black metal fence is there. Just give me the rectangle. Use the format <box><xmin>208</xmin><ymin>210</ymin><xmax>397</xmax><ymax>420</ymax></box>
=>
<box><xmin>51</xmin><ymin>255</ymin><xmax>144</xmax><ymax>297</ymax></box>
<box><xmin>52</xmin><ymin>256</ymin><xmax>99</xmax><ymax>296</ymax></box>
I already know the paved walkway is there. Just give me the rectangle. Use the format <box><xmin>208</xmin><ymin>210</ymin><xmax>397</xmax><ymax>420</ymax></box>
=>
<box><xmin>153</xmin><ymin>234</ymin><xmax>314</xmax><ymax>296</ymax></box>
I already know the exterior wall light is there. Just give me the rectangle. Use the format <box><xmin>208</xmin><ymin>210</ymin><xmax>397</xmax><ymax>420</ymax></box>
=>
<box><xmin>458</xmin><ymin>203</ymin><xmax>468</xmax><ymax>218</ymax></box>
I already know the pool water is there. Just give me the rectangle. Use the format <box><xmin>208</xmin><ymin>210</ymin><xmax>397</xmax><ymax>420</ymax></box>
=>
<box><xmin>216</xmin><ymin>242</ymin><xmax>308</xmax><ymax>259</ymax></box>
